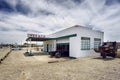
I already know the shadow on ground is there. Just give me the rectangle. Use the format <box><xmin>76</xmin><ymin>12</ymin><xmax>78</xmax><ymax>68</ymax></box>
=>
<box><xmin>93</xmin><ymin>57</ymin><xmax>115</xmax><ymax>61</ymax></box>
<box><xmin>24</xmin><ymin>52</ymin><xmax>48</xmax><ymax>57</ymax></box>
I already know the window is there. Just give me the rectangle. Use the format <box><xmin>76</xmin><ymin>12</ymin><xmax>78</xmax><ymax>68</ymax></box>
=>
<box><xmin>94</xmin><ymin>38</ymin><xmax>101</xmax><ymax>49</ymax></box>
<box><xmin>44</xmin><ymin>44</ymin><xmax>47</xmax><ymax>52</ymax></box>
<box><xmin>49</xmin><ymin>44</ymin><xmax>52</xmax><ymax>51</ymax></box>
<box><xmin>81</xmin><ymin>37</ymin><xmax>90</xmax><ymax>50</ymax></box>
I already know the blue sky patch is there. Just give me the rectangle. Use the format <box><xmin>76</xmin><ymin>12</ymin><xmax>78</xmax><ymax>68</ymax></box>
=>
<box><xmin>0</xmin><ymin>0</ymin><xmax>14</xmax><ymax>12</ymax></box>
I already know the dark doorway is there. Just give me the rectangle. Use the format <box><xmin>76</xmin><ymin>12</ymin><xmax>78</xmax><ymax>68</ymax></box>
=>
<box><xmin>56</xmin><ymin>43</ymin><xmax>69</xmax><ymax>57</ymax></box>
<box><xmin>47</xmin><ymin>44</ymin><xmax>49</xmax><ymax>52</ymax></box>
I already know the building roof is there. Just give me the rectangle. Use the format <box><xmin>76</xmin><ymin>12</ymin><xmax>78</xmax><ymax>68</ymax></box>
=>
<box><xmin>26</xmin><ymin>25</ymin><xmax>103</xmax><ymax>42</ymax></box>
<box><xmin>48</xmin><ymin>25</ymin><xmax>103</xmax><ymax>36</ymax></box>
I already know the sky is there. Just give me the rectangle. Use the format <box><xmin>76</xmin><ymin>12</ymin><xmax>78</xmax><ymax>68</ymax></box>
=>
<box><xmin>0</xmin><ymin>0</ymin><xmax>120</xmax><ymax>44</ymax></box>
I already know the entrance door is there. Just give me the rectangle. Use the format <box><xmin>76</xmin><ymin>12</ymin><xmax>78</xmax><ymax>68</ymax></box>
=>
<box><xmin>56</xmin><ymin>43</ymin><xmax>69</xmax><ymax>57</ymax></box>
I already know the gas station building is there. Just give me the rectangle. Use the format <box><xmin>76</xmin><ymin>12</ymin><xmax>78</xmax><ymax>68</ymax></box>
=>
<box><xmin>26</xmin><ymin>25</ymin><xmax>104</xmax><ymax>58</ymax></box>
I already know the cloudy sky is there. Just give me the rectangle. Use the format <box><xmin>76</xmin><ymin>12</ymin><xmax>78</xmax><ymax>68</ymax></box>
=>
<box><xmin>0</xmin><ymin>0</ymin><xmax>120</xmax><ymax>44</ymax></box>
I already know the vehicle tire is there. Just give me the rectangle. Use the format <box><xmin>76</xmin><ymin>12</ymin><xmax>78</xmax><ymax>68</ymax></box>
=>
<box><xmin>55</xmin><ymin>52</ymin><xmax>61</xmax><ymax>58</ymax></box>
<box><xmin>50</xmin><ymin>52</ymin><xmax>53</xmax><ymax>58</ymax></box>
<box><xmin>101</xmin><ymin>53</ymin><xmax>106</xmax><ymax>59</ymax></box>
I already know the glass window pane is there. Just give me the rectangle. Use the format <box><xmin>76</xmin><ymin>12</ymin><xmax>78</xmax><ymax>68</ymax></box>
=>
<box><xmin>81</xmin><ymin>37</ymin><xmax>90</xmax><ymax>50</ymax></box>
<box><xmin>94</xmin><ymin>38</ymin><xmax>101</xmax><ymax>49</ymax></box>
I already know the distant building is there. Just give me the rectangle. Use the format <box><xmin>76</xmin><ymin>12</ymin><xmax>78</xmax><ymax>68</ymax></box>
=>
<box><xmin>26</xmin><ymin>25</ymin><xmax>104</xmax><ymax>58</ymax></box>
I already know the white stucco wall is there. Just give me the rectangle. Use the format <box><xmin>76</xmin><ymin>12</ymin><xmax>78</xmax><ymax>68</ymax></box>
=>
<box><xmin>76</xmin><ymin>27</ymin><xmax>103</xmax><ymax>57</ymax></box>
<box><xmin>56</xmin><ymin>38</ymin><xmax>69</xmax><ymax>43</ymax></box>
<box><xmin>43</xmin><ymin>40</ymin><xmax>56</xmax><ymax>52</ymax></box>
<box><xmin>69</xmin><ymin>37</ymin><xmax>80</xmax><ymax>58</ymax></box>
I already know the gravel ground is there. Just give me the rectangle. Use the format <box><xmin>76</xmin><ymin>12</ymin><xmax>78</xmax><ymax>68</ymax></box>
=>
<box><xmin>0</xmin><ymin>49</ymin><xmax>120</xmax><ymax>80</ymax></box>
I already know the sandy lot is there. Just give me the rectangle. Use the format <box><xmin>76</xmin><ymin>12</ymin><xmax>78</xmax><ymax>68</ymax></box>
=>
<box><xmin>0</xmin><ymin>49</ymin><xmax>120</xmax><ymax>80</ymax></box>
<box><xmin>0</xmin><ymin>47</ymin><xmax>10</xmax><ymax>59</ymax></box>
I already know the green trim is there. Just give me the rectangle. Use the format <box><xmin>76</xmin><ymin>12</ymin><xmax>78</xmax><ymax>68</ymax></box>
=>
<box><xmin>81</xmin><ymin>49</ymin><xmax>90</xmax><ymax>50</ymax></box>
<box><xmin>69</xmin><ymin>57</ymin><xmax>76</xmax><ymax>59</ymax></box>
<box><xmin>26</xmin><ymin>37</ymin><xmax>54</xmax><ymax>41</ymax></box>
<box><xmin>26</xmin><ymin>34</ymin><xmax>77</xmax><ymax>41</ymax></box>
<box><xmin>94</xmin><ymin>38</ymin><xmax>101</xmax><ymax>41</ymax></box>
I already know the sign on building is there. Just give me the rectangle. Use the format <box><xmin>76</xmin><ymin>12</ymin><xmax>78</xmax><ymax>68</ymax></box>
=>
<box><xmin>27</xmin><ymin>33</ymin><xmax>45</xmax><ymax>38</ymax></box>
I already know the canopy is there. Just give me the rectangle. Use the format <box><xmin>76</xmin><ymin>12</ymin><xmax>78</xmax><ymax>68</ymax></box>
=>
<box><xmin>26</xmin><ymin>34</ymin><xmax>77</xmax><ymax>41</ymax></box>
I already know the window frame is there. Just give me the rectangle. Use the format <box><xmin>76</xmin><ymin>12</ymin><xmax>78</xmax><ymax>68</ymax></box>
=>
<box><xmin>81</xmin><ymin>37</ymin><xmax>90</xmax><ymax>50</ymax></box>
<box><xmin>94</xmin><ymin>38</ymin><xmax>101</xmax><ymax>50</ymax></box>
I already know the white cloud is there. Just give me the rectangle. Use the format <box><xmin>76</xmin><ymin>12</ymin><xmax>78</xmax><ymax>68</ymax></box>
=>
<box><xmin>0</xmin><ymin>0</ymin><xmax>120</xmax><ymax>44</ymax></box>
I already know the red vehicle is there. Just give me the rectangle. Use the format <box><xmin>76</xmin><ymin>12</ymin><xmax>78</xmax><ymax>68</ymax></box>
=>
<box><xmin>94</xmin><ymin>42</ymin><xmax>120</xmax><ymax>59</ymax></box>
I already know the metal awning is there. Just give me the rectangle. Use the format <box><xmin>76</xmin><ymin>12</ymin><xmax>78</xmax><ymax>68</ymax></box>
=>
<box><xmin>26</xmin><ymin>37</ymin><xmax>54</xmax><ymax>41</ymax></box>
<box><xmin>26</xmin><ymin>34</ymin><xmax>77</xmax><ymax>41</ymax></box>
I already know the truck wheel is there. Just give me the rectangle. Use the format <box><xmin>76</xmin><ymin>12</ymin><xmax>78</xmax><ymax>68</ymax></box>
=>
<box><xmin>50</xmin><ymin>52</ymin><xmax>54</xmax><ymax>58</ymax></box>
<box><xmin>101</xmin><ymin>53</ymin><xmax>106</xmax><ymax>59</ymax></box>
<box><xmin>55</xmin><ymin>52</ymin><xmax>61</xmax><ymax>58</ymax></box>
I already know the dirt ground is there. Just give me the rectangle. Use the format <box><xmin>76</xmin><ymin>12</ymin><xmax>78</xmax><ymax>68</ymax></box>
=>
<box><xmin>0</xmin><ymin>47</ymin><xmax>10</xmax><ymax>59</ymax></box>
<box><xmin>0</xmin><ymin>49</ymin><xmax>120</xmax><ymax>80</ymax></box>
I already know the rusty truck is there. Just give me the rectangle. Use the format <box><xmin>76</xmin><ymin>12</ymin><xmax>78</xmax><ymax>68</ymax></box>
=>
<box><xmin>94</xmin><ymin>42</ymin><xmax>120</xmax><ymax>59</ymax></box>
